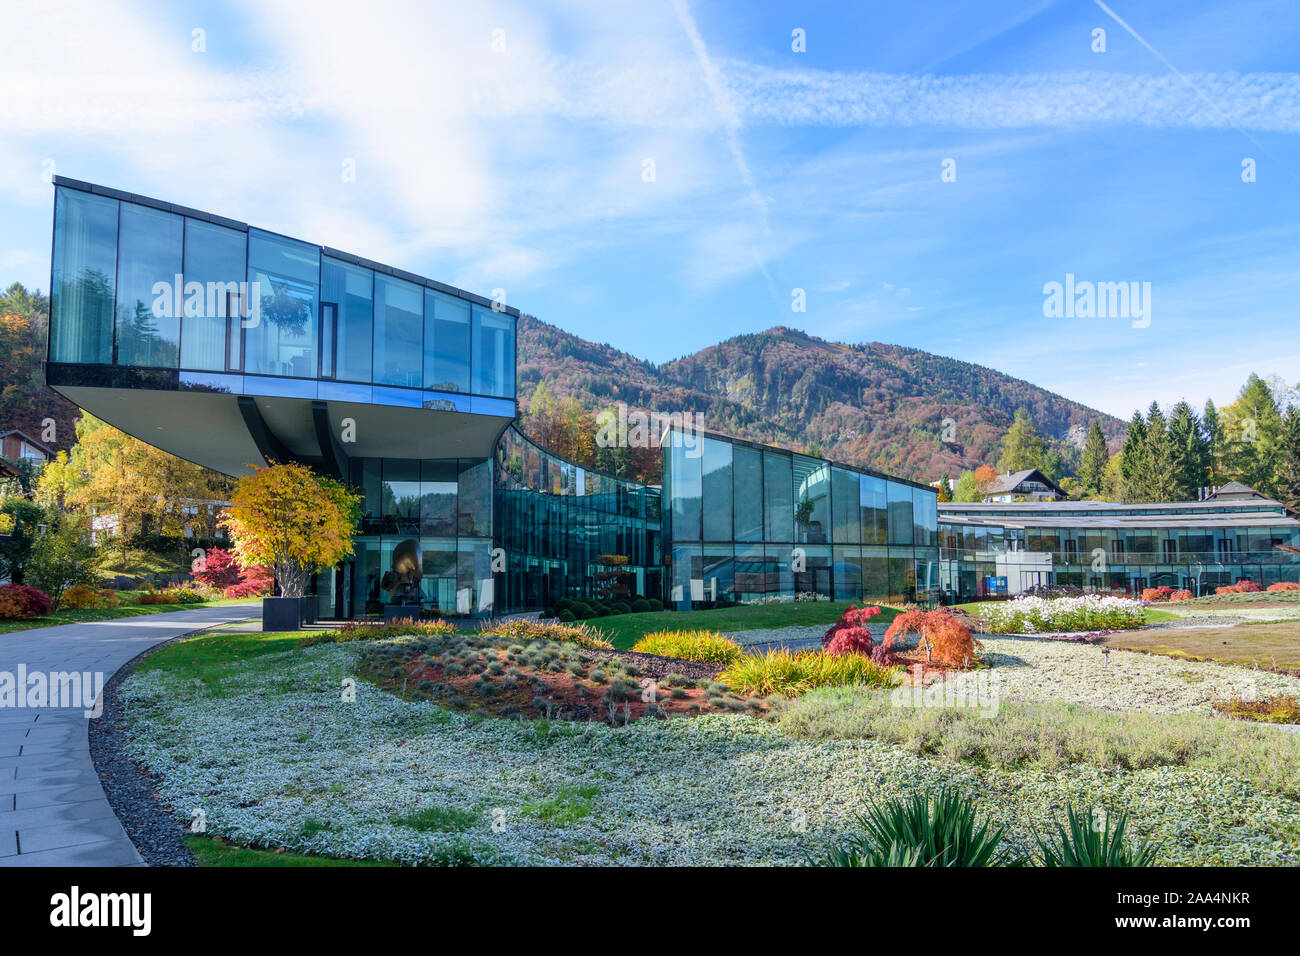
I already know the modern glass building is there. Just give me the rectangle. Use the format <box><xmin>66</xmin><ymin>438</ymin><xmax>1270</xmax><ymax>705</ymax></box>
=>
<box><xmin>45</xmin><ymin>179</ymin><xmax>1300</xmax><ymax>616</ymax></box>
<box><xmin>938</xmin><ymin>495</ymin><xmax>1300</xmax><ymax>600</ymax></box>
<box><xmin>662</xmin><ymin>429</ymin><xmax>940</xmax><ymax>605</ymax></box>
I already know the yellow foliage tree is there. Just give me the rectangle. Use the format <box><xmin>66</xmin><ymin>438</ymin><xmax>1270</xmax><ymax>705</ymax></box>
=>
<box><xmin>220</xmin><ymin>463</ymin><xmax>361</xmax><ymax>598</ymax></box>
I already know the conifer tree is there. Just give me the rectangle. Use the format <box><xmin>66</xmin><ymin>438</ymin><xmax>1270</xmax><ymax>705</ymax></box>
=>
<box><xmin>1167</xmin><ymin>401</ymin><xmax>1209</xmax><ymax>501</ymax></box>
<box><xmin>1078</xmin><ymin>420</ymin><xmax>1109</xmax><ymax>497</ymax></box>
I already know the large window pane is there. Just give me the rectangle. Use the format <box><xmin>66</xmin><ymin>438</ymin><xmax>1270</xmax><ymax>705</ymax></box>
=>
<box><xmin>861</xmin><ymin>476</ymin><xmax>887</xmax><ymax>545</ymax></box>
<box><xmin>832</xmin><ymin>468</ymin><xmax>862</xmax><ymax>543</ymax></box>
<box><xmin>419</xmin><ymin>460</ymin><xmax>457</xmax><ymax>536</ymax></box>
<box><xmin>51</xmin><ymin>187</ymin><xmax>117</xmax><ymax>364</ymax></box>
<box><xmin>763</xmin><ymin>451</ymin><xmax>793</xmax><ymax>542</ymax></box>
<box><xmin>887</xmin><ymin>481</ymin><xmax>914</xmax><ymax>545</ymax></box>
<box><xmin>457</xmin><ymin>459</ymin><xmax>492</xmax><ymax>537</ymax></box>
<box><xmin>701</xmin><ymin>437</ymin><xmax>732</xmax><ymax>541</ymax></box>
<box><xmin>115</xmin><ymin>203</ymin><xmax>182</xmax><ymax>368</ymax></box>
<box><xmin>471</xmin><ymin>307</ymin><xmax>515</xmax><ymax>397</ymax></box>
<box><xmin>374</xmin><ymin>275</ymin><xmax>422</xmax><ymax>387</ymax></box>
<box><xmin>913</xmin><ymin>487</ymin><xmax>937</xmax><ymax>547</ymax></box>
<box><xmin>793</xmin><ymin>455</ymin><xmax>830</xmax><ymax>544</ymax></box>
<box><xmin>425</xmin><ymin>290</ymin><xmax>470</xmax><ymax>392</ymax></box>
<box><xmin>670</xmin><ymin>440</ymin><xmax>701</xmax><ymax>542</ymax></box>
<box><xmin>733</xmin><ymin>445</ymin><xmax>764</xmax><ymax>542</ymax></box>
<box><xmin>245</xmin><ymin>229</ymin><xmax>319</xmax><ymax>378</ymax></box>
<box><xmin>322</xmin><ymin>257</ymin><xmax>373</xmax><ymax>383</ymax></box>
<box><xmin>181</xmin><ymin>218</ymin><xmax>245</xmax><ymax>371</ymax></box>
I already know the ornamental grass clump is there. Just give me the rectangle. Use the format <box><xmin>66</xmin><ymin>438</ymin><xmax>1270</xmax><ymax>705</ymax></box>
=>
<box><xmin>631</xmin><ymin>629</ymin><xmax>743</xmax><ymax>665</ymax></box>
<box><xmin>480</xmin><ymin>618</ymin><xmax>613</xmax><ymax>650</ymax></box>
<box><xmin>884</xmin><ymin>608</ymin><xmax>980</xmax><ymax>668</ymax></box>
<box><xmin>976</xmin><ymin>594</ymin><xmax>1145</xmax><ymax>634</ymax></box>
<box><xmin>718</xmin><ymin>648</ymin><xmax>899</xmax><ymax>697</ymax></box>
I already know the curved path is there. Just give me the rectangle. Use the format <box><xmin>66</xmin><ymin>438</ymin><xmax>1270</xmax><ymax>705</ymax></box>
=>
<box><xmin>0</xmin><ymin>603</ymin><xmax>258</xmax><ymax>866</ymax></box>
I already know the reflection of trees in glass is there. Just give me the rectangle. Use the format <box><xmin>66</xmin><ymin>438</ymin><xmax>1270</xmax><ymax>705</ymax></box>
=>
<box><xmin>55</xmin><ymin>268</ymin><xmax>115</xmax><ymax>362</ymax></box>
<box><xmin>260</xmin><ymin>283</ymin><xmax>311</xmax><ymax>336</ymax></box>
<box><xmin>119</xmin><ymin>299</ymin><xmax>178</xmax><ymax>367</ymax></box>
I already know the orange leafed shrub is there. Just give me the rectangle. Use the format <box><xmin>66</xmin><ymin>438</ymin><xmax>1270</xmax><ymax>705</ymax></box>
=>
<box><xmin>1266</xmin><ymin>582</ymin><xmax>1300</xmax><ymax>592</ymax></box>
<box><xmin>884</xmin><ymin>608</ymin><xmax>981</xmax><ymax>669</ymax></box>
<box><xmin>1169</xmin><ymin>589</ymin><xmax>1194</xmax><ymax>601</ymax></box>
<box><xmin>61</xmin><ymin>584</ymin><xmax>101</xmax><ymax>609</ymax></box>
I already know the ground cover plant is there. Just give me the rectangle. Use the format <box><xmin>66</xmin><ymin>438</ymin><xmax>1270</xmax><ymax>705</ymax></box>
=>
<box><xmin>973</xmin><ymin>594</ymin><xmax>1146</xmax><ymax>633</ymax></box>
<box><xmin>773</xmin><ymin>687</ymin><xmax>1300</xmax><ymax>798</ymax></box>
<box><xmin>117</xmin><ymin>629</ymin><xmax>1300</xmax><ymax>866</ymax></box>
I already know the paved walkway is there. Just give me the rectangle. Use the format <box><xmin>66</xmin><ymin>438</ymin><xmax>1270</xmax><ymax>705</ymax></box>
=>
<box><xmin>0</xmin><ymin>603</ymin><xmax>257</xmax><ymax>866</ymax></box>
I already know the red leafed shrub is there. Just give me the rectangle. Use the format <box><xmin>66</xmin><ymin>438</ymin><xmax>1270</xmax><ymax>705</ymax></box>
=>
<box><xmin>0</xmin><ymin>583</ymin><xmax>53</xmax><ymax>619</ymax></box>
<box><xmin>821</xmin><ymin>605</ymin><xmax>884</xmax><ymax>657</ymax></box>
<box><xmin>885</xmin><ymin>608</ymin><xmax>981</xmax><ymax>669</ymax></box>
<box><xmin>191</xmin><ymin>547</ymin><xmax>243</xmax><ymax>590</ymax></box>
<box><xmin>1266</xmin><ymin>581</ymin><xmax>1300</xmax><ymax>592</ymax></box>
<box><xmin>825</xmin><ymin>625</ymin><xmax>874</xmax><ymax>656</ymax></box>
<box><xmin>1216</xmin><ymin>579</ymin><xmax>1265</xmax><ymax>595</ymax></box>
<box><xmin>1169</xmin><ymin>589</ymin><xmax>1194</xmax><ymax>601</ymax></box>
<box><xmin>224</xmin><ymin>562</ymin><xmax>274</xmax><ymax>598</ymax></box>
<box><xmin>1140</xmin><ymin>586</ymin><xmax>1175</xmax><ymax>602</ymax></box>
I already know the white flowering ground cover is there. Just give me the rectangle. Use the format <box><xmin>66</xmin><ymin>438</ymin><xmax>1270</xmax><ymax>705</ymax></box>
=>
<box><xmin>952</xmin><ymin>635</ymin><xmax>1300</xmax><ymax>714</ymax></box>
<box><xmin>117</xmin><ymin>637</ymin><xmax>1300</xmax><ymax>866</ymax></box>
<box><xmin>977</xmin><ymin>594</ymin><xmax>1147</xmax><ymax>633</ymax></box>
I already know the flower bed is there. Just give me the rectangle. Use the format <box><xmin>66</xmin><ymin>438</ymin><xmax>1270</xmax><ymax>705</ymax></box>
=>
<box><xmin>976</xmin><ymin>595</ymin><xmax>1146</xmax><ymax>634</ymax></box>
<box><xmin>117</xmin><ymin>639</ymin><xmax>1300</xmax><ymax>866</ymax></box>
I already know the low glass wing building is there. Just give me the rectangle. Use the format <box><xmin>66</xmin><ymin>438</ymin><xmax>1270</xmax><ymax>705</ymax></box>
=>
<box><xmin>45</xmin><ymin>179</ymin><xmax>1300</xmax><ymax>616</ymax></box>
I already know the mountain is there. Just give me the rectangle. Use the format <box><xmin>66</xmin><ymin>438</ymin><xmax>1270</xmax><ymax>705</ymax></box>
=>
<box><xmin>516</xmin><ymin>317</ymin><xmax>1127</xmax><ymax>484</ymax></box>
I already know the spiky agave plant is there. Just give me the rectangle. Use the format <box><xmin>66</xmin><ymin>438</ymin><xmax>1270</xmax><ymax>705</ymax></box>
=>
<box><xmin>810</xmin><ymin>789</ymin><xmax>1023</xmax><ymax>867</ymax></box>
<box><xmin>1037</xmin><ymin>807</ymin><xmax>1161</xmax><ymax>867</ymax></box>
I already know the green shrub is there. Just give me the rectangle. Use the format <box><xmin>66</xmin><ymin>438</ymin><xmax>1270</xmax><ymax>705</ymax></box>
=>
<box><xmin>719</xmin><ymin>649</ymin><xmax>899</xmax><ymax>696</ymax></box>
<box><xmin>646</xmin><ymin>598</ymin><xmax>664</xmax><ymax>612</ymax></box>
<box><xmin>539</xmin><ymin>606</ymin><xmax>556</xmax><ymax>619</ymax></box>
<box><xmin>1037</xmin><ymin>806</ymin><xmax>1160</xmax><ymax>867</ymax></box>
<box><xmin>557</xmin><ymin>609</ymin><xmax>576</xmax><ymax>623</ymax></box>
<box><xmin>610</xmin><ymin>601</ymin><xmax>631</xmax><ymax>615</ymax></box>
<box><xmin>811</xmin><ymin>790</ymin><xmax>1021</xmax><ymax>867</ymax></box>
<box><xmin>631</xmin><ymin>598</ymin><xmax>653</xmax><ymax>612</ymax></box>
<box><xmin>632</xmin><ymin>629</ymin><xmax>744</xmax><ymax>665</ymax></box>
<box><xmin>571</xmin><ymin>604</ymin><xmax>596</xmax><ymax>620</ymax></box>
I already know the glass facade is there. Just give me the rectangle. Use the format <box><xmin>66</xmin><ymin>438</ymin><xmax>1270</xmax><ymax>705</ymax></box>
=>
<box><xmin>48</xmin><ymin>180</ymin><xmax>1300</xmax><ymax>619</ymax></box>
<box><xmin>48</xmin><ymin>183</ymin><xmax>518</xmax><ymax>402</ymax></box>
<box><xmin>664</xmin><ymin>430</ymin><xmax>939</xmax><ymax>606</ymax></box>
<box><xmin>495</xmin><ymin>427</ymin><xmax>661</xmax><ymax>610</ymax></box>
<box><xmin>937</xmin><ymin>507</ymin><xmax>1300</xmax><ymax>601</ymax></box>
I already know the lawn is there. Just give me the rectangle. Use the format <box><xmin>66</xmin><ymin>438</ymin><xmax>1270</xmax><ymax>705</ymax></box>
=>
<box><xmin>184</xmin><ymin>835</ymin><xmax>394</xmax><ymax>867</ymax></box>
<box><xmin>1104</xmin><ymin>618</ymin><xmax>1300</xmax><ymax>671</ymax></box>
<box><xmin>586</xmin><ymin>600</ymin><xmax>898</xmax><ymax>649</ymax></box>
<box><xmin>0</xmin><ymin>596</ymin><xmax>254</xmax><ymax>635</ymax></box>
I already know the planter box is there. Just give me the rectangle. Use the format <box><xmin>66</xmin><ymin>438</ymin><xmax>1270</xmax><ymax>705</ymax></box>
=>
<box><xmin>383</xmin><ymin>605</ymin><xmax>422</xmax><ymax>625</ymax></box>
<box><xmin>262</xmin><ymin>596</ymin><xmax>302</xmax><ymax>632</ymax></box>
<box><xmin>300</xmin><ymin>596</ymin><xmax>318</xmax><ymax>626</ymax></box>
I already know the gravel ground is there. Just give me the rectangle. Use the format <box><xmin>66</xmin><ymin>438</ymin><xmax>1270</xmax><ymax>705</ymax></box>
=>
<box><xmin>88</xmin><ymin>635</ymin><xmax>197</xmax><ymax>867</ymax></box>
<box><xmin>723</xmin><ymin>625</ymin><xmax>826</xmax><ymax>650</ymax></box>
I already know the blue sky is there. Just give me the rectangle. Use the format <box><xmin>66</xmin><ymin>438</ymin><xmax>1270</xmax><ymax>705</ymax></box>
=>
<box><xmin>2</xmin><ymin>0</ymin><xmax>1298</xmax><ymax>419</ymax></box>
